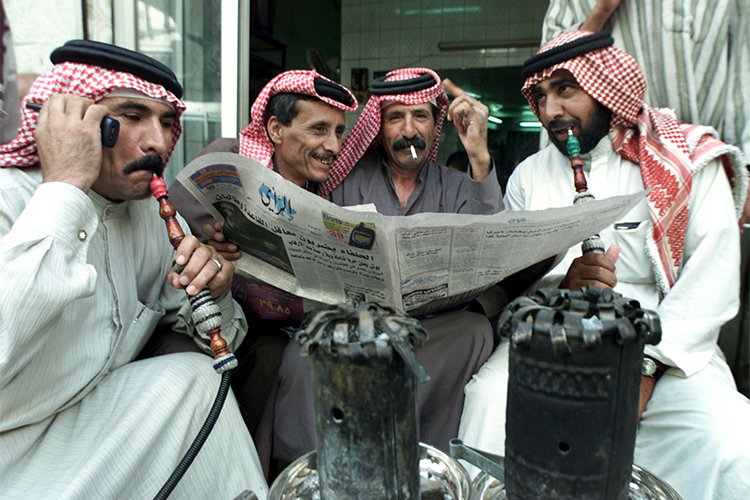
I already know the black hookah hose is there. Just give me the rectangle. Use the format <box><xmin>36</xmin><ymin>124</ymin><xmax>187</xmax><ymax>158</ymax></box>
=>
<box><xmin>153</xmin><ymin>369</ymin><xmax>234</xmax><ymax>500</ymax></box>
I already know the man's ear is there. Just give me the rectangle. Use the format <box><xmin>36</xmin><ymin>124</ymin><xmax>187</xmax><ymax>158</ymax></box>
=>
<box><xmin>266</xmin><ymin>116</ymin><xmax>283</xmax><ymax>145</ymax></box>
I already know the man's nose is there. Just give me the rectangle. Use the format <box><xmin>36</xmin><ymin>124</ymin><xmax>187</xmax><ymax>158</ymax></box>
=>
<box><xmin>143</xmin><ymin>117</ymin><xmax>171</xmax><ymax>154</ymax></box>
<box><xmin>323</xmin><ymin>130</ymin><xmax>342</xmax><ymax>155</ymax></box>
<box><xmin>402</xmin><ymin>114</ymin><xmax>417</xmax><ymax>138</ymax></box>
<box><xmin>544</xmin><ymin>95</ymin><xmax>565</xmax><ymax>120</ymax></box>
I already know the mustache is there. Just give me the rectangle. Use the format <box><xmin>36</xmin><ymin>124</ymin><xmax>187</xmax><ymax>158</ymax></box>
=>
<box><xmin>548</xmin><ymin>119</ymin><xmax>579</xmax><ymax>132</ymax></box>
<box><xmin>123</xmin><ymin>155</ymin><xmax>165</xmax><ymax>177</ymax></box>
<box><xmin>392</xmin><ymin>136</ymin><xmax>427</xmax><ymax>151</ymax></box>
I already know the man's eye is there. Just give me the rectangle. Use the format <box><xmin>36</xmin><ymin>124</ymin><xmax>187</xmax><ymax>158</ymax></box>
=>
<box><xmin>534</xmin><ymin>94</ymin><xmax>546</xmax><ymax>103</ymax></box>
<box><xmin>161</xmin><ymin>120</ymin><xmax>174</xmax><ymax>129</ymax></box>
<box><xmin>124</xmin><ymin>114</ymin><xmax>141</xmax><ymax>121</ymax></box>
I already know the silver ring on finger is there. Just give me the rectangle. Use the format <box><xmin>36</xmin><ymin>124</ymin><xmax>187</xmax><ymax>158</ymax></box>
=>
<box><xmin>212</xmin><ymin>258</ymin><xmax>223</xmax><ymax>272</ymax></box>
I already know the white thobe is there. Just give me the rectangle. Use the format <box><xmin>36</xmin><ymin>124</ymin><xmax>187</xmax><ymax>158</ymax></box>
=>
<box><xmin>459</xmin><ymin>138</ymin><xmax>750</xmax><ymax>500</ymax></box>
<box><xmin>0</xmin><ymin>167</ymin><xmax>268</xmax><ymax>499</ymax></box>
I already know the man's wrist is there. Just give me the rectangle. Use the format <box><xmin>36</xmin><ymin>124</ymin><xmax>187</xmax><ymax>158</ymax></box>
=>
<box><xmin>468</xmin><ymin>152</ymin><xmax>492</xmax><ymax>180</ymax></box>
<box><xmin>642</xmin><ymin>355</ymin><xmax>668</xmax><ymax>380</ymax></box>
<box><xmin>581</xmin><ymin>3</ymin><xmax>618</xmax><ymax>32</ymax></box>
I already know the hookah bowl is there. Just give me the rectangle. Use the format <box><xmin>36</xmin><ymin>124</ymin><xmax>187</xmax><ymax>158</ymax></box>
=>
<box><xmin>268</xmin><ymin>302</ymin><xmax>472</xmax><ymax>500</ymax></box>
<box><xmin>454</xmin><ymin>287</ymin><xmax>682</xmax><ymax>500</ymax></box>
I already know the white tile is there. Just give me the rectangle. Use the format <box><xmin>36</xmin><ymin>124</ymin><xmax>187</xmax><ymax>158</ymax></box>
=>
<box><xmin>380</xmin><ymin>58</ymin><xmax>401</xmax><ymax>72</ymax></box>
<box><xmin>381</xmin><ymin>2</ymin><xmax>402</xmax><ymax>30</ymax></box>
<box><xmin>464</xmin><ymin>0</ymin><xmax>486</xmax><ymax>25</ymax></box>
<box><xmin>398</xmin><ymin>55</ymin><xmax>423</xmax><ymax>68</ymax></box>
<box><xmin>341</xmin><ymin>33</ymin><xmax>362</xmax><ymax>60</ymax></box>
<box><xmin>461</xmin><ymin>54</ymin><xmax>486</xmax><ymax>69</ymax></box>
<box><xmin>485</xmin><ymin>53</ymin><xmax>510</xmax><ymax>68</ymax></box>
<box><xmin>486</xmin><ymin>0</ymin><xmax>506</xmax><ymax>22</ymax></box>
<box><xmin>360</xmin><ymin>31</ymin><xmax>381</xmax><ymax>58</ymax></box>
<box><xmin>399</xmin><ymin>29</ymin><xmax>421</xmax><ymax>57</ymax></box>
<box><xmin>360</xmin><ymin>2</ymin><xmax>382</xmax><ymax>31</ymax></box>
<box><xmin>441</xmin><ymin>25</ymin><xmax>464</xmax><ymax>43</ymax></box>
<box><xmin>508</xmin><ymin>20</ymin><xmax>529</xmax><ymax>39</ymax></box>
<box><xmin>441</xmin><ymin>3</ymin><xmax>464</xmax><ymax>26</ymax></box>
<box><xmin>486</xmin><ymin>23</ymin><xmax>512</xmax><ymax>41</ymax></box>
<box><xmin>360</xmin><ymin>57</ymin><xmax>379</xmax><ymax>68</ymax></box>
<box><xmin>419</xmin><ymin>55</ymin><xmax>441</xmax><ymax>70</ymax></box>
<box><xmin>380</xmin><ymin>29</ymin><xmax>401</xmax><ymax>58</ymax></box>
<box><xmin>421</xmin><ymin>29</ymin><xmax>443</xmax><ymax>57</ymax></box>
<box><xmin>438</xmin><ymin>54</ymin><xmax>464</xmax><ymax>70</ymax></box>
<box><xmin>400</xmin><ymin>0</ymin><xmax>421</xmax><ymax>29</ymax></box>
<box><xmin>509</xmin><ymin>1</ymin><xmax>532</xmax><ymax>22</ymax></box>
<box><xmin>463</xmin><ymin>23</ymin><xmax>486</xmax><ymax>41</ymax></box>
<box><xmin>342</xmin><ymin>6</ymin><xmax>362</xmax><ymax>34</ymax></box>
<box><xmin>340</xmin><ymin>61</ymin><xmax>354</xmax><ymax>87</ymax></box>
<box><xmin>421</xmin><ymin>0</ymin><xmax>442</xmax><ymax>27</ymax></box>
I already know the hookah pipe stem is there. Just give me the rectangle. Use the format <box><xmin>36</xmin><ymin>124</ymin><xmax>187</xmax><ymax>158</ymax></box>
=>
<box><xmin>149</xmin><ymin>175</ymin><xmax>237</xmax><ymax>372</ymax></box>
<box><xmin>567</xmin><ymin>129</ymin><xmax>606</xmax><ymax>255</ymax></box>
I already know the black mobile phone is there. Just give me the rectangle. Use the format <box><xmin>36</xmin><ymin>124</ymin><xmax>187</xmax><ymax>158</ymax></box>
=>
<box><xmin>25</xmin><ymin>102</ymin><xmax>120</xmax><ymax>148</ymax></box>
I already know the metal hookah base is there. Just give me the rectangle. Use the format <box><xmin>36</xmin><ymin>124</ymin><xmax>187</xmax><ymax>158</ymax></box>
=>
<box><xmin>472</xmin><ymin>464</ymin><xmax>682</xmax><ymax>500</ymax></box>
<box><xmin>268</xmin><ymin>443</ymin><xmax>472</xmax><ymax>500</ymax></box>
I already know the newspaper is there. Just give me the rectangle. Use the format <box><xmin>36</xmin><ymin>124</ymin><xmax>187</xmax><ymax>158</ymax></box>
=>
<box><xmin>176</xmin><ymin>152</ymin><xmax>645</xmax><ymax>316</ymax></box>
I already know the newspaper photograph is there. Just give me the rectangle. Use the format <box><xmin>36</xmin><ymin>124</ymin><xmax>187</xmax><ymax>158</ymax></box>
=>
<box><xmin>176</xmin><ymin>152</ymin><xmax>645</xmax><ymax>315</ymax></box>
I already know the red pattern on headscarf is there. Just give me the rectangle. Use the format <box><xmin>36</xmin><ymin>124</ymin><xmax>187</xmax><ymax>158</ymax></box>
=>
<box><xmin>238</xmin><ymin>70</ymin><xmax>358</xmax><ymax>168</ymax></box>
<box><xmin>522</xmin><ymin>30</ymin><xmax>747</xmax><ymax>291</ymax></box>
<box><xmin>0</xmin><ymin>62</ymin><xmax>185</xmax><ymax>168</ymax></box>
<box><xmin>318</xmin><ymin>67</ymin><xmax>449</xmax><ymax>197</ymax></box>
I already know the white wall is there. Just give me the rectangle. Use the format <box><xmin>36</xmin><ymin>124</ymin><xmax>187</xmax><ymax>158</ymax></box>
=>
<box><xmin>5</xmin><ymin>0</ymin><xmax>84</xmax><ymax>74</ymax></box>
<box><xmin>339</xmin><ymin>0</ymin><xmax>550</xmax><ymax>161</ymax></box>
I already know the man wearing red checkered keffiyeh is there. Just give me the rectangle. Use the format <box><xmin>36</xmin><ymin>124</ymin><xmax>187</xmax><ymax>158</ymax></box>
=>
<box><xmin>268</xmin><ymin>68</ymin><xmax>504</xmax><ymax>467</ymax></box>
<box><xmin>164</xmin><ymin>70</ymin><xmax>359</xmax><ymax>477</ymax></box>
<box><xmin>169</xmin><ymin>69</ymin><xmax>359</xmax><ymax>233</ymax></box>
<box><xmin>459</xmin><ymin>31</ymin><xmax>750</xmax><ymax>500</ymax></box>
<box><xmin>321</xmin><ymin>67</ymin><xmax>503</xmax><ymax>216</ymax></box>
<box><xmin>0</xmin><ymin>40</ymin><xmax>269</xmax><ymax>499</ymax></box>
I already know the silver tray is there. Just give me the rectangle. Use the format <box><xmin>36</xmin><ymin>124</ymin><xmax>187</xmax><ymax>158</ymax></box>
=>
<box><xmin>269</xmin><ymin>443</ymin><xmax>472</xmax><ymax>500</ymax></box>
<box><xmin>471</xmin><ymin>464</ymin><xmax>682</xmax><ymax>500</ymax></box>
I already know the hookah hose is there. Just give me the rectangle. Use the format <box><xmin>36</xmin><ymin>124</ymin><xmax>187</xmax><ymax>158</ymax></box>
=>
<box><xmin>567</xmin><ymin>129</ymin><xmax>605</xmax><ymax>255</ymax></box>
<box><xmin>149</xmin><ymin>175</ymin><xmax>238</xmax><ymax>500</ymax></box>
<box><xmin>153</xmin><ymin>371</ymin><xmax>233</xmax><ymax>500</ymax></box>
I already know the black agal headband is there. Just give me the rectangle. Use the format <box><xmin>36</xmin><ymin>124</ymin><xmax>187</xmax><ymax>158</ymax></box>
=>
<box><xmin>313</xmin><ymin>78</ymin><xmax>356</xmax><ymax>107</ymax></box>
<box><xmin>50</xmin><ymin>39</ymin><xmax>184</xmax><ymax>98</ymax></box>
<box><xmin>521</xmin><ymin>31</ymin><xmax>615</xmax><ymax>79</ymax></box>
<box><xmin>369</xmin><ymin>72</ymin><xmax>436</xmax><ymax>95</ymax></box>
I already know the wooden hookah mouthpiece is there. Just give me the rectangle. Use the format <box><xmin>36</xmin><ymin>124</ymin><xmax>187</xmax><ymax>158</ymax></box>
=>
<box><xmin>150</xmin><ymin>175</ymin><xmax>237</xmax><ymax>372</ymax></box>
<box><xmin>567</xmin><ymin>130</ymin><xmax>606</xmax><ymax>255</ymax></box>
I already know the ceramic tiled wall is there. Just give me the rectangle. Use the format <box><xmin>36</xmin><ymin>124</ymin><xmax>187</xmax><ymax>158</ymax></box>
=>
<box><xmin>340</xmin><ymin>0</ymin><xmax>550</xmax><ymax>160</ymax></box>
<box><xmin>341</xmin><ymin>0</ymin><xmax>549</xmax><ymax>85</ymax></box>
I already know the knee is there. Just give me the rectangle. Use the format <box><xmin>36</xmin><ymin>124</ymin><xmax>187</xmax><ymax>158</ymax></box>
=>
<box><xmin>278</xmin><ymin>342</ymin><xmax>312</xmax><ymax>386</ymax></box>
<box><xmin>463</xmin><ymin>342</ymin><xmax>510</xmax><ymax>401</ymax></box>
<box><xmin>157</xmin><ymin>352</ymin><xmax>222</xmax><ymax>391</ymax></box>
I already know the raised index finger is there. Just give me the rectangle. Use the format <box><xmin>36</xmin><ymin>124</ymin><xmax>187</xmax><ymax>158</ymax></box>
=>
<box><xmin>442</xmin><ymin>78</ymin><xmax>465</xmax><ymax>98</ymax></box>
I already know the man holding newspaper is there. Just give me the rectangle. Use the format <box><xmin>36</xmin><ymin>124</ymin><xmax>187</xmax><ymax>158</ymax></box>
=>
<box><xmin>168</xmin><ymin>68</ymin><xmax>501</xmax><ymax>476</ymax></box>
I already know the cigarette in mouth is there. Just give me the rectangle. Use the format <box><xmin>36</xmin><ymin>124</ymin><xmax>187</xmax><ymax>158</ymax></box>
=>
<box><xmin>410</xmin><ymin>145</ymin><xmax>417</xmax><ymax>159</ymax></box>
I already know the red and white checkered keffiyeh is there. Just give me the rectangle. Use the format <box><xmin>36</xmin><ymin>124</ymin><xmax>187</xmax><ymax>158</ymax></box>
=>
<box><xmin>318</xmin><ymin>67</ymin><xmax>449</xmax><ymax>197</ymax></box>
<box><xmin>0</xmin><ymin>62</ymin><xmax>186</xmax><ymax>168</ymax></box>
<box><xmin>238</xmin><ymin>70</ymin><xmax>358</xmax><ymax>168</ymax></box>
<box><xmin>522</xmin><ymin>30</ymin><xmax>747</xmax><ymax>292</ymax></box>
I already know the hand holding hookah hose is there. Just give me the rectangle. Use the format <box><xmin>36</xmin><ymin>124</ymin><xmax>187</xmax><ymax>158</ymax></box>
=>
<box><xmin>567</xmin><ymin>129</ymin><xmax>606</xmax><ymax>255</ymax></box>
<box><xmin>149</xmin><ymin>175</ymin><xmax>239</xmax><ymax>500</ymax></box>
